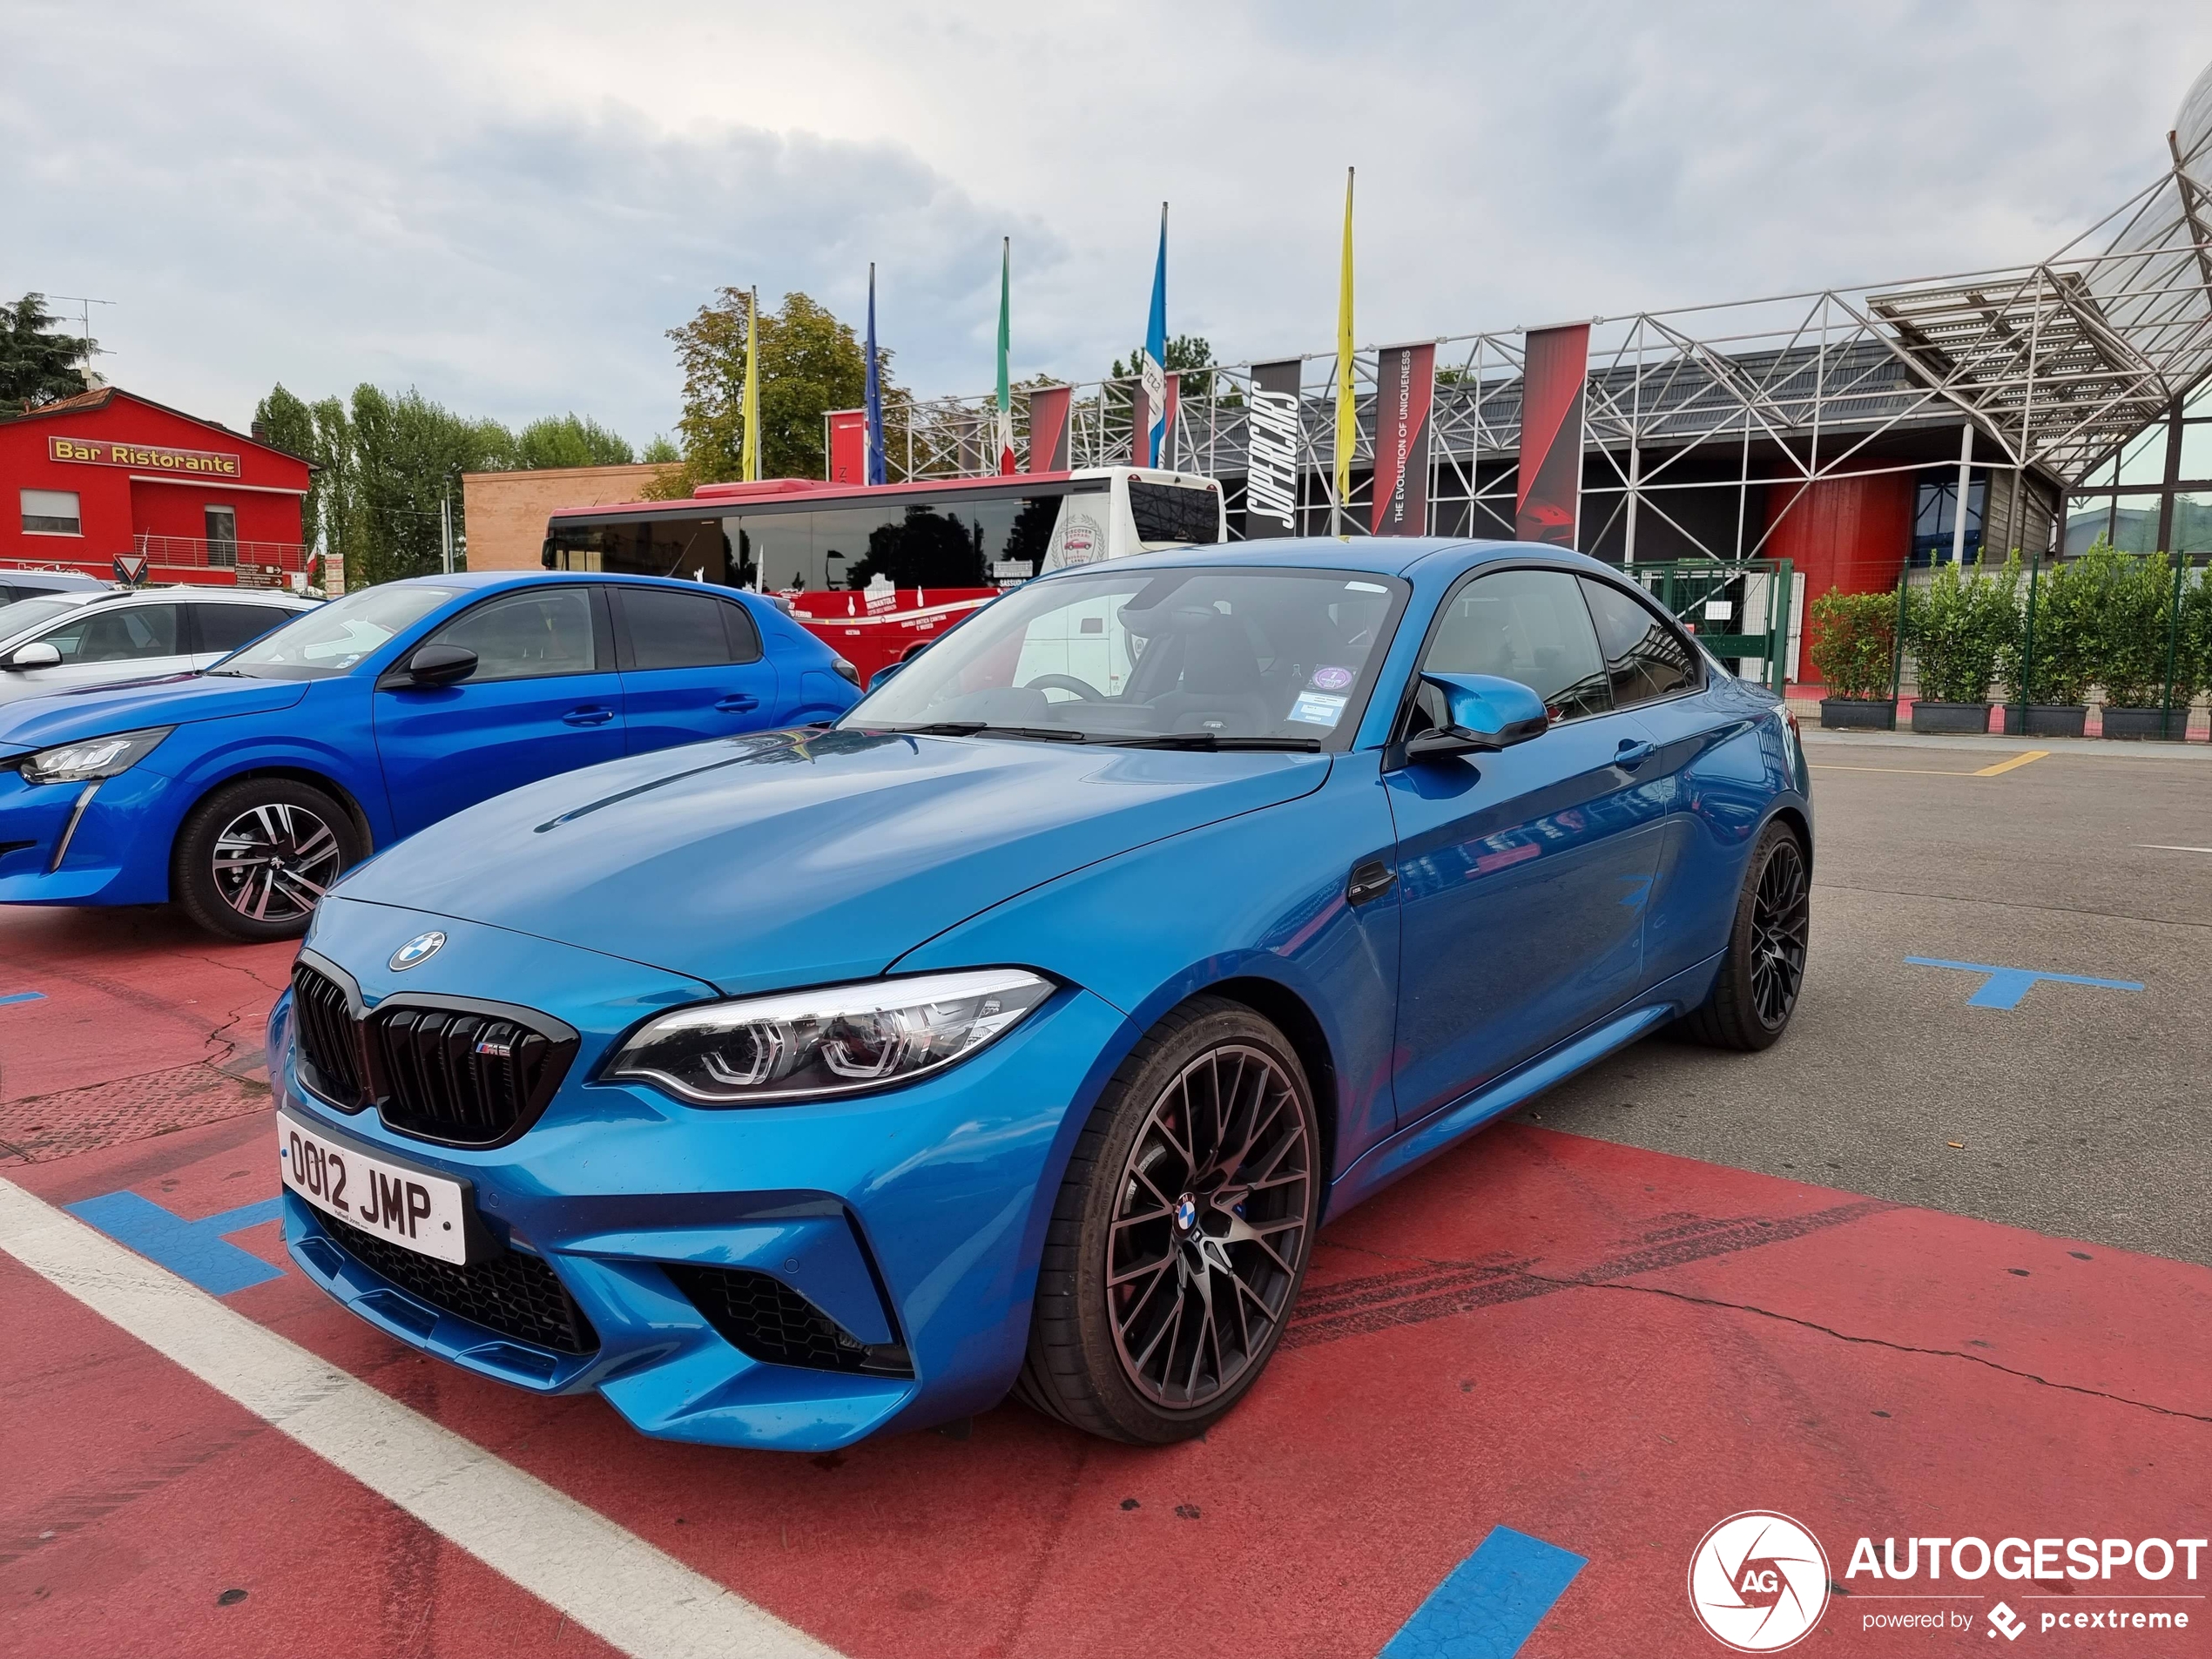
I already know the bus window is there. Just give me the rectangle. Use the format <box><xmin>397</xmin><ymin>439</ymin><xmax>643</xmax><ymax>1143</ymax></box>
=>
<box><xmin>1128</xmin><ymin>480</ymin><xmax>1223</xmax><ymax>544</ymax></box>
<box><xmin>545</xmin><ymin>519</ymin><xmax>729</xmax><ymax>582</ymax></box>
<box><xmin>723</xmin><ymin>487</ymin><xmax>1098</xmax><ymax>593</ymax></box>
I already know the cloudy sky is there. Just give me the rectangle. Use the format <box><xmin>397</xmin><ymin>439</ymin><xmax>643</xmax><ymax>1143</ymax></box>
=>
<box><xmin>8</xmin><ymin>1</ymin><xmax>2210</xmax><ymax>449</ymax></box>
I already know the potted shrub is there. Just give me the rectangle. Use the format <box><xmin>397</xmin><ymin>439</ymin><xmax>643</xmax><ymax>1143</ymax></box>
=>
<box><xmin>2001</xmin><ymin>548</ymin><xmax>2094</xmax><ymax>737</ymax></box>
<box><xmin>2085</xmin><ymin>547</ymin><xmax>2175</xmax><ymax>738</ymax></box>
<box><xmin>2179</xmin><ymin>562</ymin><xmax>2212</xmax><ymax>739</ymax></box>
<box><xmin>1809</xmin><ymin>585</ymin><xmax>1898</xmax><ymax>728</ymax></box>
<box><xmin>1905</xmin><ymin>554</ymin><xmax>2014</xmax><ymax>732</ymax></box>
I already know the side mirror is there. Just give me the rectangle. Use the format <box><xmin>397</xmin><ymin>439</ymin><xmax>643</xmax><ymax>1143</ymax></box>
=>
<box><xmin>1403</xmin><ymin>672</ymin><xmax>1550</xmax><ymax>760</ymax></box>
<box><xmin>3</xmin><ymin>643</ymin><xmax>63</xmax><ymax>671</ymax></box>
<box><xmin>387</xmin><ymin>644</ymin><xmax>479</xmax><ymax>689</ymax></box>
<box><xmin>866</xmin><ymin>659</ymin><xmax>907</xmax><ymax>691</ymax></box>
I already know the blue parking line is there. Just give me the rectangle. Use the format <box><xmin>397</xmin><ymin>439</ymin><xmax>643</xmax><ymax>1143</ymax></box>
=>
<box><xmin>1379</xmin><ymin>1527</ymin><xmax>1587</xmax><ymax>1658</ymax></box>
<box><xmin>0</xmin><ymin>990</ymin><xmax>46</xmax><ymax>1008</ymax></box>
<box><xmin>64</xmin><ymin>1192</ymin><xmax>287</xmax><ymax>1295</ymax></box>
<box><xmin>1905</xmin><ymin>956</ymin><xmax>2145</xmax><ymax>1010</ymax></box>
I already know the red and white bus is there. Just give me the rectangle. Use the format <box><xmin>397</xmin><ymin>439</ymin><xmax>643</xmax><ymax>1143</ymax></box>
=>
<box><xmin>543</xmin><ymin>466</ymin><xmax>1224</xmax><ymax>683</ymax></box>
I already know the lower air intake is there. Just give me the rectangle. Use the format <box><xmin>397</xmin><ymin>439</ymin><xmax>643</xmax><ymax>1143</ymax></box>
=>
<box><xmin>668</xmin><ymin>1264</ymin><xmax>912</xmax><ymax>1377</ymax></box>
<box><xmin>316</xmin><ymin>1210</ymin><xmax>598</xmax><ymax>1356</ymax></box>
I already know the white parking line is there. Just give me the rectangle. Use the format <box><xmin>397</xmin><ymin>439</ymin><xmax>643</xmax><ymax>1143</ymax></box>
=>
<box><xmin>2133</xmin><ymin>844</ymin><xmax>2212</xmax><ymax>854</ymax></box>
<box><xmin>0</xmin><ymin>1176</ymin><xmax>840</xmax><ymax>1659</ymax></box>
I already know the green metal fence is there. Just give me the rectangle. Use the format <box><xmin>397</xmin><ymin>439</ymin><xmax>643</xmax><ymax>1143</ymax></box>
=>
<box><xmin>1621</xmin><ymin>558</ymin><xmax>1797</xmax><ymax>698</ymax></box>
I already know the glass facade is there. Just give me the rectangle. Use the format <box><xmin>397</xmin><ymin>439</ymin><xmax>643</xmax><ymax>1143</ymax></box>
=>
<box><xmin>1912</xmin><ymin>475</ymin><xmax>1986</xmax><ymax>564</ymax></box>
<box><xmin>2062</xmin><ymin>388</ymin><xmax>2212</xmax><ymax>555</ymax></box>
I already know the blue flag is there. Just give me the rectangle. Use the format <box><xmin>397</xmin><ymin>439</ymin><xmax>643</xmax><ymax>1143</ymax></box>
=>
<box><xmin>865</xmin><ymin>262</ymin><xmax>887</xmax><ymax>486</ymax></box>
<box><xmin>1141</xmin><ymin>204</ymin><xmax>1168</xmax><ymax>468</ymax></box>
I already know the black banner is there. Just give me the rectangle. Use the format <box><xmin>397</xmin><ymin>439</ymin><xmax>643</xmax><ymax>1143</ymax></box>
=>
<box><xmin>1244</xmin><ymin>359</ymin><xmax>1303</xmax><ymax>538</ymax></box>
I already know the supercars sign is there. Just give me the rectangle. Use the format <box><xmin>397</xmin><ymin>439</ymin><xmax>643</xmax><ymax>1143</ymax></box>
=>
<box><xmin>48</xmin><ymin>435</ymin><xmax>242</xmax><ymax>478</ymax></box>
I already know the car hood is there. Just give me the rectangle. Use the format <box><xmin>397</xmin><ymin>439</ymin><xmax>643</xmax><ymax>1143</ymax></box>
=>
<box><xmin>0</xmin><ymin>671</ymin><xmax>311</xmax><ymax>756</ymax></box>
<box><xmin>334</xmin><ymin>728</ymin><xmax>1332</xmax><ymax>993</ymax></box>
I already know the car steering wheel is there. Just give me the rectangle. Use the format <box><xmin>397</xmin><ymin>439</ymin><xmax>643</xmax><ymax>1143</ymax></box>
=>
<box><xmin>1022</xmin><ymin>673</ymin><xmax>1108</xmax><ymax>702</ymax></box>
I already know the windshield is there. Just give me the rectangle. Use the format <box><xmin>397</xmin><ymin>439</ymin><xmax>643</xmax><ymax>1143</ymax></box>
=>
<box><xmin>218</xmin><ymin>584</ymin><xmax>457</xmax><ymax>679</ymax></box>
<box><xmin>840</xmin><ymin>565</ymin><xmax>1406</xmax><ymax>748</ymax></box>
<box><xmin>0</xmin><ymin>596</ymin><xmax>87</xmax><ymax>644</ymax></box>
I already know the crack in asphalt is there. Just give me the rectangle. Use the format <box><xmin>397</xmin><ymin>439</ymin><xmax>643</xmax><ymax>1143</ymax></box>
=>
<box><xmin>1507</xmin><ymin>1270</ymin><xmax>2212</xmax><ymax>1427</ymax></box>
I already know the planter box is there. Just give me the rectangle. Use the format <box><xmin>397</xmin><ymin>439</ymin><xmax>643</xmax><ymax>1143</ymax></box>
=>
<box><xmin>2100</xmin><ymin>705</ymin><xmax>2182</xmax><ymax>741</ymax></box>
<box><xmin>1912</xmin><ymin>700</ymin><xmax>1991</xmax><ymax>735</ymax></box>
<box><xmin>1820</xmin><ymin>698</ymin><xmax>1897</xmax><ymax>731</ymax></box>
<box><xmin>2003</xmin><ymin>704</ymin><xmax>2088</xmax><ymax>738</ymax></box>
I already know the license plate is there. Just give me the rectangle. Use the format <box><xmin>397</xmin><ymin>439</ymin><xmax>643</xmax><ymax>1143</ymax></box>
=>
<box><xmin>279</xmin><ymin>1112</ymin><xmax>471</xmax><ymax>1265</ymax></box>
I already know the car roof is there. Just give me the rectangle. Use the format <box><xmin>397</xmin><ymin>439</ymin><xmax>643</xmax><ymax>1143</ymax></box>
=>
<box><xmin>1032</xmin><ymin>536</ymin><xmax>1625</xmax><ymax>583</ymax></box>
<box><xmin>377</xmin><ymin>570</ymin><xmax>771</xmax><ymax>597</ymax></box>
<box><xmin>84</xmin><ymin>586</ymin><xmax>314</xmax><ymax>607</ymax></box>
<box><xmin>3</xmin><ymin>570</ymin><xmax>108</xmax><ymax>591</ymax></box>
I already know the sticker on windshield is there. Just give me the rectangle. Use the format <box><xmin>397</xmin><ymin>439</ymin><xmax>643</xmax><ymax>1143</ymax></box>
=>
<box><xmin>1288</xmin><ymin>691</ymin><xmax>1349</xmax><ymax>727</ymax></box>
<box><xmin>1308</xmin><ymin>664</ymin><xmax>1355</xmax><ymax>691</ymax></box>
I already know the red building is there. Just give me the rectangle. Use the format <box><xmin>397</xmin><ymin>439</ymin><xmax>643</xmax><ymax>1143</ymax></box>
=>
<box><xmin>0</xmin><ymin>388</ymin><xmax>311</xmax><ymax>587</ymax></box>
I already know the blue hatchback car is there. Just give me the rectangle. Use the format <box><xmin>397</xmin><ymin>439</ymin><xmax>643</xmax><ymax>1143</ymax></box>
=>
<box><xmin>0</xmin><ymin>573</ymin><xmax>860</xmax><ymax>940</ymax></box>
<box><xmin>268</xmin><ymin>540</ymin><xmax>1811</xmax><ymax>1449</ymax></box>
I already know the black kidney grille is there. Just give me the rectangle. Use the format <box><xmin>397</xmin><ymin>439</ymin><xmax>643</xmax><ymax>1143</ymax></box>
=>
<box><xmin>292</xmin><ymin>961</ymin><xmax>368</xmax><ymax>1109</ymax></box>
<box><xmin>315</xmin><ymin>1208</ymin><xmax>598</xmax><ymax>1355</ymax></box>
<box><xmin>368</xmin><ymin>1006</ymin><xmax>566</xmax><ymax>1146</ymax></box>
<box><xmin>668</xmin><ymin>1264</ymin><xmax>913</xmax><ymax>1377</ymax></box>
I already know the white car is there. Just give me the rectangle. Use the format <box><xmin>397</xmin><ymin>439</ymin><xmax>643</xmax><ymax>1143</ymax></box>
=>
<box><xmin>0</xmin><ymin>587</ymin><xmax>317</xmax><ymax>708</ymax></box>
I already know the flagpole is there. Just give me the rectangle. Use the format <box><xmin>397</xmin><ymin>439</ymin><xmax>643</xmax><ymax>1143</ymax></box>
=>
<box><xmin>1334</xmin><ymin>168</ymin><xmax>1355</xmax><ymax>537</ymax></box>
<box><xmin>865</xmin><ymin>263</ymin><xmax>886</xmax><ymax>487</ymax></box>
<box><xmin>996</xmin><ymin>239</ymin><xmax>1015</xmax><ymax>475</ymax></box>
<box><xmin>740</xmin><ymin>286</ymin><xmax>761</xmax><ymax>486</ymax></box>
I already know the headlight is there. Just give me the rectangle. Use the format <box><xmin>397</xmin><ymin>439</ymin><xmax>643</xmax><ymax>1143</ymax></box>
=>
<box><xmin>604</xmin><ymin>968</ymin><xmax>1054</xmax><ymax>1106</ymax></box>
<box><xmin>20</xmin><ymin>727</ymin><xmax>172</xmax><ymax>786</ymax></box>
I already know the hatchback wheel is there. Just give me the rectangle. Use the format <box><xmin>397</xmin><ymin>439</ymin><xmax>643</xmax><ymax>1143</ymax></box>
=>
<box><xmin>1679</xmin><ymin>818</ymin><xmax>1810</xmax><ymax>1050</ymax></box>
<box><xmin>172</xmin><ymin>778</ymin><xmax>363</xmax><ymax>941</ymax></box>
<box><xmin>1016</xmin><ymin>995</ymin><xmax>1321</xmax><ymax>1442</ymax></box>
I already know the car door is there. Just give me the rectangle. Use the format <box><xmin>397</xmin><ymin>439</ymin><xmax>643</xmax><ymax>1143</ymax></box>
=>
<box><xmin>1384</xmin><ymin>565</ymin><xmax>1669</xmax><ymax>1124</ymax></box>
<box><xmin>610</xmin><ymin>584</ymin><xmax>780</xmax><ymax>755</ymax></box>
<box><xmin>5</xmin><ymin>602</ymin><xmax>193</xmax><ymax>697</ymax></box>
<box><xmin>372</xmin><ymin>585</ymin><xmax>626</xmax><ymax>837</ymax></box>
<box><xmin>1577</xmin><ymin>575</ymin><xmax>1743</xmax><ymax>988</ymax></box>
<box><xmin>186</xmin><ymin>599</ymin><xmax>295</xmax><ymax>666</ymax></box>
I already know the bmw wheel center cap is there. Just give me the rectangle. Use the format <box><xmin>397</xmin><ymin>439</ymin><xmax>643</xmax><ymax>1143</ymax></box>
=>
<box><xmin>388</xmin><ymin>931</ymin><xmax>447</xmax><ymax>972</ymax></box>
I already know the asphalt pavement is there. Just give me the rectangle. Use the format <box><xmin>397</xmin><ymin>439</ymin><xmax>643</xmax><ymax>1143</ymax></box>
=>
<box><xmin>1524</xmin><ymin>731</ymin><xmax>2212</xmax><ymax>1266</ymax></box>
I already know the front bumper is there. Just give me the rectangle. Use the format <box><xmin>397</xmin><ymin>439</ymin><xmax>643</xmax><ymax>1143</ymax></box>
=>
<box><xmin>273</xmin><ymin>896</ymin><xmax>1130</xmax><ymax>1452</ymax></box>
<box><xmin>0</xmin><ymin>761</ymin><xmax>178</xmax><ymax>905</ymax></box>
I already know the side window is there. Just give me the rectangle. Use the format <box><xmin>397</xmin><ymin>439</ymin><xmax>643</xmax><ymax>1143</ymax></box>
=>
<box><xmin>1413</xmin><ymin>569</ymin><xmax>1611</xmax><ymax>730</ymax></box>
<box><xmin>194</xmin><ymin>603</ymin><xmax>289</xmax><ymax>655</ymax></box>
<box><xmin>1578</xmin><ymin>577</ymin><xmax>1700</xmax><ymax>708</ymax></box>
<box><xmin>619</xmin><ymin>587</ymin><xmax>757</xmax><ymax>670</ymax></box>
<box><xmin>426</xmin><ymin>589</ymin><xmax>597</xmax><ymax>683</ymax></box>
<box><xmin>41</xmin><ymin>604</ymin><xmax>183</xmax><ymax>664</ymax></box>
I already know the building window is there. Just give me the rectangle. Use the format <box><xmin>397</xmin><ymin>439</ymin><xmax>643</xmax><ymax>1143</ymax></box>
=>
<box><xmin>1912</xmin><ymin>475</ymin><xmax>1986</xmax><ymax>564</ymax></box>
<box><xmin>21</xmin><ymin>489</ymin><xmax>82</xmax><ymax>536</ymax></box>
<box><xmin>205</xmin><ymin>505</ymin><xmax>239</xmax><ymax>567</ymax></box>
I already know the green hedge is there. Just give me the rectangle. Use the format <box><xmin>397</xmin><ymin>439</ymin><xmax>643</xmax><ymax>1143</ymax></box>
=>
<box><xmin>1905</xmin><ymin>554</ymin><xmax>2018</xmax><ymax>704</ymax></box>
<box><xmin>1808</xmin><ymin>586</ymin><xmax>1898</xmax><ymax>699</ymax></box>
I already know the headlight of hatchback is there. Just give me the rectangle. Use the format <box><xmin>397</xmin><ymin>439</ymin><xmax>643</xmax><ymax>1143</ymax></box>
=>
<box><xmin>604</xmin><ymin>968</ymin><xmax>1055</xmax><ymax>1106</ymax></box>
<box><xmin>20</xmin><ymin>727</ymin><xmax>172</xmax><ymax>786</ymax></box>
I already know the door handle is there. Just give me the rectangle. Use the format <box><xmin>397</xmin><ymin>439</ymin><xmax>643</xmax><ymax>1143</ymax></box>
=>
<box><xmin>1345</xmin><ymin>859</ymin><xmax>1396</xmax><ymax>907</ymax></box>
<box><xmin>714</xmin><ymin>693</ymin><xmax>760</xmax><ymax>712</ymax></box>
<box><xmin>1614</xmin><ymin>739</ymin><xmax>1655</xmax><ymax>770</ymax></box>
<box><xmin>563</xmin><ymin>706</ymin><xmax>617</xmax><ymax>726</ymax></box>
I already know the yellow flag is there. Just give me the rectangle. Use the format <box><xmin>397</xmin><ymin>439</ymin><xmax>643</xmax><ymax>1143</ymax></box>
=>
<box><xmin>740</xmin><ymin>287</ymin><xmax>761</xmax><ymax>482</ymax></box>
<box><xmin>1333</xmin><ymin>168</ymin><xmax>1355</xmax><ymax>533</ymax></box>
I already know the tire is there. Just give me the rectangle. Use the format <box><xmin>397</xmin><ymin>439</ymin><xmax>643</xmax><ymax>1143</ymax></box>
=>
<box><xmin>1678</xmin><ymin>818</ymin><xmax>1810</xmax><ymax>1051</ymax></box>
<box><xmin>172</xmin><ymin>777</ymin><xmax>364</xmax><ymax>942</ymax></box>
<box><xmin>1015</xmin><ymin>995</ymin><xmax>1322</xmax><ymax>1443</ymax></box>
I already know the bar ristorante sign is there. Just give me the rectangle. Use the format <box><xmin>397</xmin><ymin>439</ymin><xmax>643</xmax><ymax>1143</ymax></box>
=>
<box><xmin>48</xmin><ymin>435</ymin><xmax>242</xmax><ymax>477</ymax></box>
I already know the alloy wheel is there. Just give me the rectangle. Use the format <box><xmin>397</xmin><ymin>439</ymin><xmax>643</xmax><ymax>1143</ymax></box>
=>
<box><xmin>1748</xmin><ymin>837</ymin><xmax>1810</xmax><ymax>1028</ymax></box>
<box><xmin>1107</xmin><ymin>1044</ymin><xmax>1312</xmax><ymax>1409</ymax></box>
<box><xmin>211</xmin><ymin>801</ymin><xmax>341</xmax><ymax>923</ymax></box>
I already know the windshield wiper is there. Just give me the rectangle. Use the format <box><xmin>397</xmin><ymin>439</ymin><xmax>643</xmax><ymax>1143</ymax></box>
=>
<box><xmin>1096</xmin><ymin>733</ymin><xmax>1325</xmax><ymax>752</ymax></box>
<box><xmin>876</xmin><ymin>721</ymin><xmax>1091</xmax><ymax>743</ymax></box>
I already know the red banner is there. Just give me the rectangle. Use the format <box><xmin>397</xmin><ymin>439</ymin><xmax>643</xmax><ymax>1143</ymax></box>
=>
<box><xmin>826</xmin><ymin>409</ymin><xmax>866</xmax><ymax>484</ymax></box>
<box><xmin>1516</xmin><ymin>324</ymin><xmax>1588</xmax><ymax>548</ymax></box>
<box><xmin>1370</xmin><ymin>341</ymin><xmax>1435</xmax><ymax>536</ymax></box>
<box><xmin>1028</xmin><ymin>385</ymin><xmax>1071</xmax><ymax>472</ymax></box>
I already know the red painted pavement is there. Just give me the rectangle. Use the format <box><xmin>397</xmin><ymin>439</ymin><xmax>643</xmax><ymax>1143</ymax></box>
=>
<box><xmin>8</xmin><ymin>1097</ymin><xmax>2208</xmax><ymax>1658</ymax></box>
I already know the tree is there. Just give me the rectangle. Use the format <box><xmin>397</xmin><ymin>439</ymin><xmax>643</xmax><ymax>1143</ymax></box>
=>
<box><xmin>344</xmin><ymin>386</ymin><xmax>515</xmax><ymax>587</ymax></box>
<box><xmin>1112</xmin><ymin>333</ymin><xmax>1216</xmax><ymax>389</ymax></box>
<box><xmin>653</xmin><ymin>289</ymin><xmax>891</xmax><ymax>496</ymax></box>
<box><xmin>0</xmin><ymin>293</ymin><xmax>92</xmax><ymax>407</ymax></box>
<box><xmin>512</xmin><ymin>414</ymin><xmax>635</xmax><ymax>470</ymax></box>
<box><xmin>253</xmin><ymin>384</ymin><xmax>322</xmax><ymax>551</ymax></box>
<box><xmin>641</xmin><ymin>433</ymin><xmax>681</xmax><ymax>463</ymax></box>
